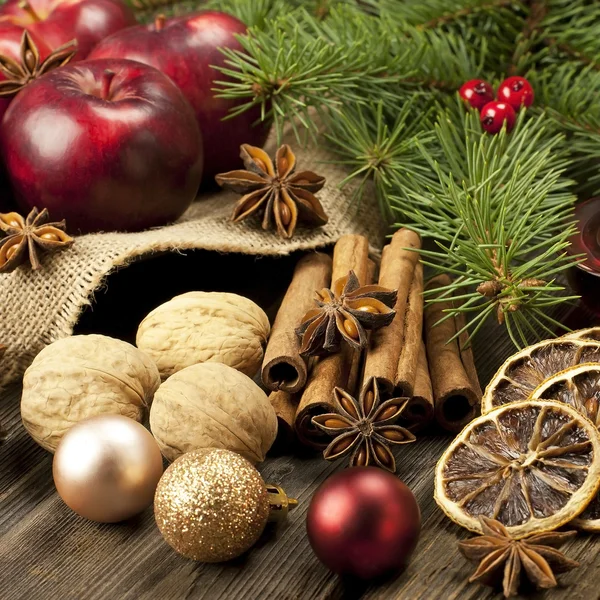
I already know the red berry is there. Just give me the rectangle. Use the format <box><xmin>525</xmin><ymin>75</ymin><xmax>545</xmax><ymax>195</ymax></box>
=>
<box><xmin>498</xmin><ymin>76</ymin><xmax>534</xmax><ymax>110</ymax></box>
<box><xmin>480</xmin><ymin>101</ymin><xmax>516</xmax><ymax>134</ymax></box>
<box><xmin>459</xmin><ymin>79</ymin><xmax>495</xmax><ymax>111</ymax></box>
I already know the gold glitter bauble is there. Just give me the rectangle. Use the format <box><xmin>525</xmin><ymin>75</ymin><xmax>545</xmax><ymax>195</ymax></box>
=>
<box><xmin>154</xmin><ymin>448</ymin><xmax>270</xmax><ymax>562</ymax></box>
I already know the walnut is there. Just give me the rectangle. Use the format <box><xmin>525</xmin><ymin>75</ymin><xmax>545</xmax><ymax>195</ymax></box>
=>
<box><xmin>21</xmin><ymin>335</ymin><xmax>160</xmax><ymax>452</ymax></box>
<box><xmin>136</xmin><ymin>292</ymin><xmax>270</xmax><ymax>380</ymax></box>
<box><xmin>150</xmin><ymin>362</ymin><xmax>277</xmax><ymax>463</ymax></box>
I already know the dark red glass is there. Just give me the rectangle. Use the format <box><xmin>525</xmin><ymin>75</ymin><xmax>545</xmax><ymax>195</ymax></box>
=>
<box><xmin>567</xmin><ymin>197</ymin><xmax>600</xmax><ymax>320</ymax></box>
<box><xmin>568</xmin><ymin>198</ymin><xmax>600</xmax><ymax>274</ymax></box>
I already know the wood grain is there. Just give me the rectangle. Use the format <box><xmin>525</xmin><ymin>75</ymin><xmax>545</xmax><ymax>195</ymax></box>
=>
<box><xmin>1</xmin><ymin>368</ymin><xmax>594</xmax><ymax>600</ymax></box>
<box><xmin>0</xmin><ymin>253</ymin><xmax>593</xmax><ymax>600</ymax></box>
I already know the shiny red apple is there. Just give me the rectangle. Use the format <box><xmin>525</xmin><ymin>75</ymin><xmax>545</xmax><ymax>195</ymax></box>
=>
<box><xmin>0</xmin><ymin>0</ymin><xmax>136</xmax><ymax>59</ymax></box>
<box><xmin>89</xmin><ymin>11</ymin><xmax>270</xmax><ymax>185</ymax></box>
<box><xmin>1</xmin><ymin>58</ymin><xmax>203</xmax><ymax>233</ymax></box>
<box><xmin>0</xmin><ymin>25</ymin><xmax>52</xmax><ymax>212</ymax></box>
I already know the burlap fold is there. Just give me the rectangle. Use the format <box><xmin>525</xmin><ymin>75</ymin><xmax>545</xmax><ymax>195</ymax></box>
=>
<box><xmin>0</xmin><ymin>127</ymin><xmax>386</xmax><ymax>387</ymax></box>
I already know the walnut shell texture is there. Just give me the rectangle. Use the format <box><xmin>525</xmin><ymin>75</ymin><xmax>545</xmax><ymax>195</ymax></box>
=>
<box><xmin>21</xmin><ymin>335</ymin><xmax>160</xmax><ymax>452</ymax></box>
<box><xmin>150</xmin><ymin>362</ymin><xmax>278</xmax><ymax>463</ymax></box>
<box><xmin>136</xmin><ymin>292</ymin><xmax>271</xmax><ymax>380</ymax></box>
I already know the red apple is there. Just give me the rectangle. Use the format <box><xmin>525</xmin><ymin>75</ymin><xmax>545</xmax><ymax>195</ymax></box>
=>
<box><xmin>89</xmin><ymin>11</ymin><xmax>271</xmax><ymax>186</ymax></box>
<box><xmin>1</xmin><ymin>58</ymin><xmax>203</xmax><ymax>233</ymax></box>
<box><xmin>0</xmin><ymin>25</ymin><xmax>52</xmax><ymax>212</ymax></box>
<box><xmin>0</xmin><ymin>0</ymin><xmax>136</xmax><ymax>59</ymax></box>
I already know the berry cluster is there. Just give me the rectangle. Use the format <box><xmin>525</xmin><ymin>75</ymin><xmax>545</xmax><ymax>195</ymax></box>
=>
<box><xmin>459</xmin><ymin>76</ymin><xmax>534</xmax><ymax>134</ymax></box>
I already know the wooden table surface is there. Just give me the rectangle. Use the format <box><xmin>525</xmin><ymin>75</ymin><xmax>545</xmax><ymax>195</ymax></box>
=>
<box><xmin>1</xmin><ymin>251</ymin><xmax>599</xmax><ymax>600</ymax></box>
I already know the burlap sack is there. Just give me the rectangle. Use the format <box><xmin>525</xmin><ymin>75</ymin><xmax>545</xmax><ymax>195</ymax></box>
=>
<box><xmin>0</xmin><ymin>126</ymin><xmax>386</xmax><ymax>388</ymax></box>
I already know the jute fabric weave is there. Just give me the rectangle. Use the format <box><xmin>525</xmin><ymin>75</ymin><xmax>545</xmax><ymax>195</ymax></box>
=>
<box><xmin>0</xmin><ymin>126</ymin><xmax>386</xmax><ymax>387</ymax></box>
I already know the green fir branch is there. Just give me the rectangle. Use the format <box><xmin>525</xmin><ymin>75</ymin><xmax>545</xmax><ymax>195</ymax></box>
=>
<box><xmin>323</xmin><ymin>99</ymin><xmax>436</xmax><ymax>220</ymax></box>
<box><xmin>213</xmin><ymin>4</ymin><xmax>494</xmax><ymax>141</ymax></box>
<box><xmin>374</xmin><ymin>0</ymin><xmax>526</xmax><ymax>73</ymax></box>
<box><xmin>532</xmin><ymin>64</ymin><xmax>600</xmax><ymax>197</ymax></box>
<box><xmin>394</xmin><ymin>107</ymin><xmax>581</xmax><ymax>346</ymax></box>
<box><xmin>201</xmin><ymin>0</ymin><xmax>368</xmax><ymax>27</ymax></box>
<box><xmin>369</xmin><ymin>0</ymin><xmax>520</xmax><ymax>28</ymax></box>
<box><xmin>122</xmin><ymin>0</ymin><xmax>600</xmax><ymax>347</ymax></box>
<box><xmin>213</xmin><ymin>6</ymin><xmax>410</xmax><ymax>142</ymax></box>
<box><xmin>394</xmin><ymin>28</ymin><xmax>489</xmax><ymax>91</ymax></box>
<box><xmin>507</xmin><ymin>0</ymin><xmax>549</xmax><ymax>74</ymax></box>
<box><xmin>130</xmin><ymin>0</ymin><xmax>359</xmax><ymax>26</ymax></box>
<box><xmin>128</xmin><ymin>0</ymin><xmax>205</xmax><ymax>21</ymax></box>
<box><xmin>324</xmin><ymin>97</ymin><xmax>581</xmax><ymax>347</ymax></box>
<box><xmin>540</xmin><ymin>0</ymin><xmax>600</xmax><ymax>69</ymax></box>
<box><xmin>201</xmin><ymin>0</ymin><xmax>286</xmax><ymax>28</ymax></box>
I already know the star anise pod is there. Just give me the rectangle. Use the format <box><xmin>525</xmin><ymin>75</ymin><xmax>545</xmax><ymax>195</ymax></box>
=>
<box><xmin>312</xmin><ymin>376</ymin><xmax>415</xmax><ymax>472</ymax></box>
<box><xmin>458</xmin><ymin>516</ymin><xmax>579</xmax><ymax>598</ymax></box>
<box><xmin>0</xmin><ymin>31</ymin><xmax>77</xmax><ymax>98</ymax></box>
<box><xmin>215</xmin><ymin>143</ymin><xmax>328</xmax><ymax>239</ymax></box>
<box><xmin>0</xmin><ymin>208</ymin><xmax>74</xmax><ymax>273</ymax></box>
<box><xmin>296</xmin><ymin>270</ymin><xmax>397</xmax><ymax>356</ymax></box>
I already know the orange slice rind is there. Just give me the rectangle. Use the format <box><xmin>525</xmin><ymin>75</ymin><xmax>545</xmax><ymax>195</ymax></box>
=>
<box><xmin>563</xmin><ymin>327</ymin><xmax>600</xmax><ymax>343</ymax></box>
<box><xmin>532</xmin><ymin>363</ymin><xmax>600</xmax><ymax>531</ymax></box>
<box><xmin>435</xmin><ymin>400</ymin><xmax>600</xmax><ymax>538</ymax></box>
<box><xmin>481</xmin><ymin>338</ymin><xmax>600</xmax><ymax>414</ymax></box>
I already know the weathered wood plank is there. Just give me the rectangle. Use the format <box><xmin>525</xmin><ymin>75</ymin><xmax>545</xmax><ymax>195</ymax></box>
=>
<box><xmin>0</xmin><ymin>252</ymin><xmax>596</xmax><ymax>600</ymax></box>
<box><xmin>2</xmin><ymin>378</ymin><xmax>595</xmax><ymax>600</ymax></box>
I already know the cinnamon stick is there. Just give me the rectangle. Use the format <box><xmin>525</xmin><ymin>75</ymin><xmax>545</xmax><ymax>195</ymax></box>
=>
<box><xmin>294</xmin><ymin>235</ymin><xmax>370</xmax><ymax>448</ymax></box>
<box><xmin>294</xmin><ymin>348</ymin><xmax>353</xmax><ymax>449</ymax></box>
<box><xmin>347</xmin><ymin>258</ymin><xmax>377</xmax><ymax>396</ymax></box>
<box><xmin>331</xmin><ymin>235</ymin><xmax>370</xmax><ymax>285</ymax></box>
<box><xmin>400</xmin><ymin>340</ymin><xmax>434</xmax><ymax>430</ymax></box>
<box><xmin>262</xmin><ymin>253</ymin><xmax>332</xmax><ymax>393</ymax></box>
<box><xmin>455</xmin><ymin>305</ymin><xmax>483</xmax><ymax>398</ymax></box>
<box><xmin>425</xmin><ymin>274</ymin><xmax>479</xmax><ymax>433</ymax></box>
<box><xmin>395</xmin><ymin>261</ymin><xmax>424</xmax><ymax>398</ymax></box>
<box><xmin>269</xmin><ymin>390</ymin><xmax>298</xmax><ymax>451</ymax></box>
<box><xmin>362</xmin><ymin>229</ymin><xmax>421</xmax><ymax>397</ymax></box>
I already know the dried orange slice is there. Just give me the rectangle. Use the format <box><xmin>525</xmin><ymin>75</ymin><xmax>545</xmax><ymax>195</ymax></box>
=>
<box><xmin>435</xmin><ymin>400</ymin><xmax>600</xmax><ymax>538</ymax></box>
<box><xmin>532</xmin><ymin>363</ymin><xmax>600</xmax><ymax>531</ymax></box>
<box><xmin>532</xmin><ymin>363</ymin><xmax>600</xmax><ymax>426</ymax></box>
<box><xmin>481</xmin><ymin>338</ymin><xmax>600</xmax><ymax>414</ymax></box>
<box><xmin>563</xmin><ymin>327</ymin><xmax>600</xmax><ymax>343</ymax></box>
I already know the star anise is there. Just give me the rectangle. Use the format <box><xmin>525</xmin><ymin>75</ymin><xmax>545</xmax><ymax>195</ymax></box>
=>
<box><xmin>0</xmin><ymin>208</ymin><xmax>74</xmax><ymax>273</ymax></box>
<box><xmin>458</xmin><ymin>516</ymin><xmax>579</xmax><ymax>598</ymax></box>
<box><xmin>215</xmin><ymin>143</ymin><xmax>329</xmax><ymax>239</ymax></box>
<box><xmin>296</xmin><ymin>270</ymin><xmax>397</xmax><ymax>356</ymax></box>
<box><xmin>311</xmin><ymin>376</ymin><xmax>415</xmax><ymax>472</ymax></box>
<box><xmin>0</xmin><ymin>31</ymin><xmax>77</xmax><ymax>98</ymax></box>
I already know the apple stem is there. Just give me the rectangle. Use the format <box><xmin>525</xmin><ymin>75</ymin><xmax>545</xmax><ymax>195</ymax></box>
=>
<box><xmin>18</xmin><ymin>0</ymin><xmax>41</xmax><ymax>21</ymax></box>
<box><xmin>101</xmin><ymin>70</ymin><xmax>116</xmax><ymax>101</ymax></box>
<box><xmin>154</xmin><ymin>14</ymin><xmax>166</xmax><ymax>31</ymax></box>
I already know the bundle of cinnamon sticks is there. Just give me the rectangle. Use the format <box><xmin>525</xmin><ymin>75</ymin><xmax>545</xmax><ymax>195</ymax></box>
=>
<box><xmin>261</xmin><ymin>231</ymin><xmax>483</xmax><ymax>449</ymax></box>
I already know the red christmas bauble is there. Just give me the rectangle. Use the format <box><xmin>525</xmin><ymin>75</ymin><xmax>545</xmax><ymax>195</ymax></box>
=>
<box><xmin>306</xmin><ymin>468</ymin><xmax>421</xmax><ymax>579</ymax></box>
<box><xmin>498</xmin><ymin>76</ymin><xmax>534</xmax><ymax>111</ymax></box>
<box><xmin>480</xmin><ymin>101</ymin><xmax>516</xmax><ymax>134</ymax></box>
<box><xmin>459</xmin><ymin>79</ymin><xmax>494</xmax><ymax>111</ymax></box>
